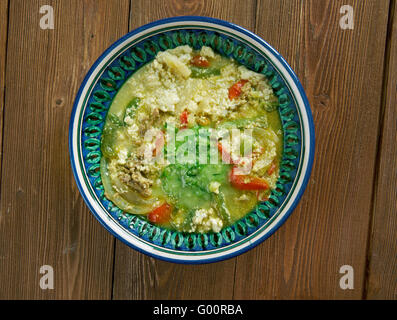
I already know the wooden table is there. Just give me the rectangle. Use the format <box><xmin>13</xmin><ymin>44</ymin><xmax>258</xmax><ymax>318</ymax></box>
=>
<box><xmin>0</xmin><ymin>0</ymin><xmax>395</xmax><ymax>300</ymax></box>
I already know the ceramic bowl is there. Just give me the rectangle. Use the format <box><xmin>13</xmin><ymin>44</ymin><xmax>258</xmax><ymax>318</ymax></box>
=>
<box><xmin>69</xmin><ymin>16</ymin><xmax>315</xmax><ymax>264</ymax></box>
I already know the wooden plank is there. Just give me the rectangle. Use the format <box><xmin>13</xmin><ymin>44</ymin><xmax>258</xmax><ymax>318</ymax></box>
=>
<box><xmin>112</xmin><ymin>0</ymin><xmax>257</xmax><ymax>300</ymax></box>
<box><xmin>366</xmin><ymin>1</ymin><xmax>397</xmax><ymax>300</ymax></box>
<box><xmin>233</xmin><ymin>0</ymin><xmax>390</xmax><ymax>299</ymax></box>
<box><xmin>0</xmin><ymin>0</ymin><xmax>129</xmax><ymax>299</ymax></box>
<box><xmin>0</xmin><ymin>0</ymin><xmax>8</xmax><ymax>189</ymax></box>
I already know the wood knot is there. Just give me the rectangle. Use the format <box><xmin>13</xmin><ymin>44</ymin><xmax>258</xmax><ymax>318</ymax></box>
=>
<box><xmin>55</xmin><ymin>98</ymin><xmax>64</xmax><ymax>107</ymax></box>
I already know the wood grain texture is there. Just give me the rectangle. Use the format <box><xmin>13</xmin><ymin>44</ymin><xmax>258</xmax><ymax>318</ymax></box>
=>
<box><xmin>112</xmin><ymin>0</ymin><xmax>257</xmax><ymax>300</ymax></box>
<box><xmin>0</xmin><ymin>0</ymin><xmax>129</xmax><ymax>299</ymax></box>
<box><xmin>233</xmin><ymin>0</ymin><xmax>390</xmax><ymax>299</ymax></box>
<box><xmin>0</xmin><ymin>0</ymin><xmax>8</xmax><ymax>192</ymax></box>
<box><xmin>0</xmin><ymin>0</ymin><xmax>394</xmax><ymax>300</ymax></box>
<box><xmin>366</xmin><ymin>0</ymin><xmax>397</xmax><ymax>300</ymax></box>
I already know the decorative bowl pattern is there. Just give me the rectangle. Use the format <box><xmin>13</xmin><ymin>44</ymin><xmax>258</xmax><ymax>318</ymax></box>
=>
<box><xmin>69</xmin><ymin>16</ymin><xmax>315</xmax><ymax>264</ymax></box>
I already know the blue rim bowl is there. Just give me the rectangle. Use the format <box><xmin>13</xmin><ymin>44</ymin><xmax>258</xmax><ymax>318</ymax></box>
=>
<box><xmin>69</xmin><ymin>16</ymin><xmax>315</xmax><ymax>264</ymax></box>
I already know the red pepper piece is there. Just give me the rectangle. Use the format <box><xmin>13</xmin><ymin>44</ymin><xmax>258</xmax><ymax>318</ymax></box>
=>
<box><xmin>228</xmin><ymin>79</ymin><xmax>248</xmax><ymax>100</ymax></box>
<box><xmin>229</xmin><ymin>167</ymin><xmax>269</xmax><ymax>190</ymax></box>
<box><xmin>180</xmin><ymin>109</ymin><xmax>189</xmax><ymax>128</ymax></box>
<box><xmin>190</xmin><ymin>55</ymin><xmax>210</xmax><ymax>68</ymax></box>
<box><xmin>148</xmin><ymin>203</ymin><xmax>172</xmax><ymax>224</ymax></box>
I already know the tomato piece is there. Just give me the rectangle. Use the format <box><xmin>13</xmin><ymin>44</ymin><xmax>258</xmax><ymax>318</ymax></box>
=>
<box><xmin>180</xmin><ymin>109</ymin><xmax>188</xmax><ymax>128</ymax></box>
<box><xmin>218</xmin><ymin>142</ymin><xmax>232</xmax><ymax>164</ymax></box>
<box><xmin>229</xmin><ymin>167</ymin><xmax>269</xmax><ymax>190</ymax></box>
<box><xmin>228</xmin><ymin>79</ymin><xmax>248</xmax><ymax>100</ymax></box>
<box><xmin>190</xmin><ymin>55</ymin><xmax>210</xmax><ymax>68</ymax></box>
<box><xmin>148</xmin><ymin>203</ymin><xmax>172</xmax><ymax>224</ymax></box>
<box><xmin>152</xmin><ymin>131</ymin><xmax>165</xmax><ymax>157</ymax></box>
<box><xmin>267</xmin><ymin>161</ymin><xmax>277</xmax><ymax>175</ymax></box>
<box><xmin>218</xmin><ymin>142</ymin><xmax>241</xmax><ymax>164</ymax></box>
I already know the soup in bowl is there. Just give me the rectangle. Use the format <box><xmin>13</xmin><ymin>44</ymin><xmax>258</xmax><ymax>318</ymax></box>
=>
<box><xmin>69</xmin><ymin>16</ymin><xmax>314</xmax><ymax>263</ymax></box>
